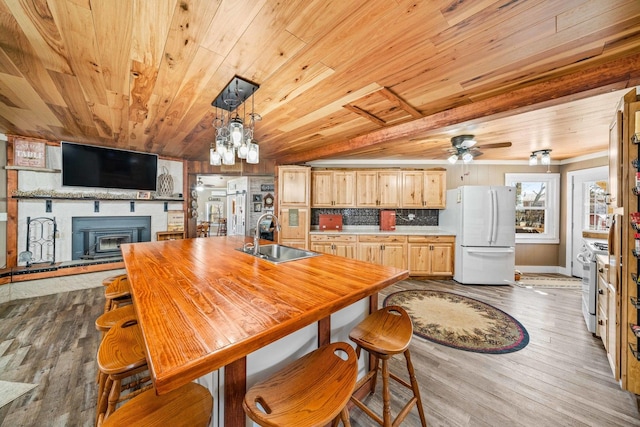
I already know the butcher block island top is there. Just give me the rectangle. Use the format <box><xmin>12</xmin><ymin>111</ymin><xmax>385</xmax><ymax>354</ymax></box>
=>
<box><xmin>120</xmin><ymin>236</ymin><xmax>408</xmax><ymax>396</ymax></box>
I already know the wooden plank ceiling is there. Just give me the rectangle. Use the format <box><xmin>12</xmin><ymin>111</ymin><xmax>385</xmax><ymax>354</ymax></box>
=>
<box><xmin>0</xmin><ymin>0</ymin><xmax>639</xmax><ymax>164</ymax></box>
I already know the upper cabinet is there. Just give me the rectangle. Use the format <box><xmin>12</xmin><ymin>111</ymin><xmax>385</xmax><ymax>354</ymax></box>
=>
<box><xmin>356</xmin><ymin>170</ymin><xmax>400</xmax><ymax>208</ymax></box>
<box><xmin>311</xmin><ymin>168</ymin><xmax>446</xmax><ymax>209</ymax></box>
<box><xmin>278</xmin><ymin>166</ymin><xmax>310</xmax><ymax>206</ymax></box>
<box><xmin>400</xmin><ymin>170</ymin><xmax>446</xmax><ymax>208</ymax></box>
<box><xmin>311</xmin><ymin>170</ymin><xmax>356</xmax><ymax>207</ymax></box>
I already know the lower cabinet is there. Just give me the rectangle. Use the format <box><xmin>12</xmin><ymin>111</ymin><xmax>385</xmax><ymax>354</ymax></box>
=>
<box><xmin>279</xmin><ymin>207</ymin><xmax>309</xmax><ymax>249</ymax></box>
<box><xmin>407</xmin><ymin>235</ymin><xmax>454</xmax><ymax>277</ymax></box>
<box><xmin>357</xmin><ymin>235</ymin><xmax>407</xmax><ymax>270</ymax></box>
<box><xmin>597</xmin><ymin>254</ymin><xmax>619</xmax><ymax>377</ymax></box>
<box><xmin>310</xmin><ymin>234</ymin><xmax>357</xmax><ymax>259</ymax></box>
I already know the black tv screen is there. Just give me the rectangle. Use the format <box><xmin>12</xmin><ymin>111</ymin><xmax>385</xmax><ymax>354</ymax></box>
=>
<box><xmin>61</xmin><ymin>142</ymin><xmax>158</xmax><ymax>191</ymax></box>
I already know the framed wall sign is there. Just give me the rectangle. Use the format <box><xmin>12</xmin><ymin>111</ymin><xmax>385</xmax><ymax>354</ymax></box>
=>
<box><xmin>167</xmin><ymin>210</ymin><xmax>185</xmax><ymax>231</ymax></box>
<box><xmin>14</xmin><ymin>139</ymin><xmax>46</xmax><ymax>168</ymax></box>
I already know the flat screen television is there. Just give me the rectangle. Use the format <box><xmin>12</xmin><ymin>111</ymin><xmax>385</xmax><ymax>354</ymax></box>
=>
<box><xmin>61</xmin><ymin>142</ymin><xmax>158</xmax><ymax>191</ymax></box>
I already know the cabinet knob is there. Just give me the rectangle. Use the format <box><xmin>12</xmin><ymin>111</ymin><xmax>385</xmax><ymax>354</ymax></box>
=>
<box><xmin>598</xmin><ymin>320</ymin><xmax>604</xmax><ymax>325</ymax></box>
<box><xmin>598</xmin><ymin>289</ymin><xmax>604</xmax><ymax>295</ymax></box>
<box><xmin>598</xmin><ymin>268</ymin><xmax>604</xmax><ymax>273</ymax></box>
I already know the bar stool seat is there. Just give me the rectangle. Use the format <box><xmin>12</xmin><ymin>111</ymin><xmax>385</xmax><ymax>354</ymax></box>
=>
<box><xmin>102</xmin><ymin>273</ymin><xmax>127</xmax><ymax>287</ymax></box>
<box><xmin>103</xmin><ymin>276</ymin><xmax>132</xmax><ymax>313</ymax></box>
<box><xmin>100</xmin><ymin>382</ymin><xmax>213</xmax><ymax>427</ymax></box>
<box><xmin>95</xmin><ymin>305</ymin><xmax>136</xmax><ymax>333</ymax></box>
<box><xmin>243</xmin><ymin>342</ymin><xmax>358</xmax><ymax>427</ymax></box>
<box><xmin>96</xmin><ymin>317</ymin><xmax>151</xmax><ymax>422</ymax></box>
<box><xmin>349</xmin><ymin>305</ymin><xmax>427</xmax><ymax>427</ymax></box>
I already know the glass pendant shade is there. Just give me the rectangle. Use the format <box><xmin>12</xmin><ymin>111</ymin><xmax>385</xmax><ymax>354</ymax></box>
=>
<box><xmin>238</xmin><ymin>140</ymin><xmax>248</xmax><ymax>159</ymax></box>
<box><xmin>529</xmin><ymin>154</ymin><xmax>537</xmax><ymax>166</ymax></box>
<box><xmin>229</xmin><ymin>118</ymin><xmax>244</xmax><ymax>147</ymax></box>
<box><xmin>247</xmin><ymin>140</ymin><xmax>259</xmax><ymax>164</ymax></box>
<box><xmin>210</xmin><ymin>147</ymin><xmax>221</xmax><ymax>166</ymax></box>
<box><xmin>222</xmin><ymin>147</ymin><xmax>236</xmax><ymax>165</ymax></box>
<box><xmin>541</xmin><ymin>151</ymin><xmax>551</xmax><ymax>165</ymax></box>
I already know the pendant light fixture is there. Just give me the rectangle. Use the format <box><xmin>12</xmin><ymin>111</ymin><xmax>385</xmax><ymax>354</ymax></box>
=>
<box><xmin>209</xmin><ymin>76</ymin><xmax>261</xmax><ymax>166</ymax></box>
<box><xmin>529</xmin><ymin>149</ymin><xmax>552</xmax><ymax>166</ymax></box>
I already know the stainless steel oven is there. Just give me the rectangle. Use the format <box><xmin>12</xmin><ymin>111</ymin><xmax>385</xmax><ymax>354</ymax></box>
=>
<box><xmin>577</xmin><ymin>239</ymin><xmax>608</xmax><ymax>333</ymax></box>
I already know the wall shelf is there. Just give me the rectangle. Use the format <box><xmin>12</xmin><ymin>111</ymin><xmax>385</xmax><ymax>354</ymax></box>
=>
<box><xmin>5</xmin><ymin>166</ymin><xmax>60</xmax><ymax>173</ymax></box>
<box><xmin>12</xmin><ymin>196</ymin><xmax>183</xmax><ymax>202</ymax></box>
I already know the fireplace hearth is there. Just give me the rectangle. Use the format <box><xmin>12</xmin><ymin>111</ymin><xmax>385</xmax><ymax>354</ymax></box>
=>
<box><xmin>71</xmin><ymin>216</ymin><xmax>151</xmax><ymax>260</ymax></box>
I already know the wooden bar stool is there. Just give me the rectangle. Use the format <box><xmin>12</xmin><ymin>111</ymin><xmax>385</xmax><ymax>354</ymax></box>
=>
<box><xmin>101</xmin><ymin>273</ymin><xmax>127</xmax><ymax>287</ymax></box>
<box><xmin>96</xmin><ymin>317</ymin><xmax>151</xmax><ymax>423</ymax></box>
<box><xmin>349</xmin><ymin>305</ymin><xmax>427</xmax><ymax>427</ymax></box>
<box><xmin>99</xmin><ymin>382</ymin><xmax>213</xmax><ymax>427</ymax></box>
<box><xmin>103</xmin><ymin>275</ymin><xmax>132</xmax><ymax>313</ymax></box>
<box><xmin>95</xmin><ymin>305</ymin><xmax>136</xmax><ymax>334</ymax></box>
<box><xmin>243</xmin><ymin>342</ymin><xmax>358</xmax><ymax>427</ymax></box>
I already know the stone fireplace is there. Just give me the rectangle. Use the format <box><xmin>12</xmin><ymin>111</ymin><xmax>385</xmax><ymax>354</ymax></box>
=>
<box><xmin>71</xmin><ymin>216</ymin><xmax>151</xmax><ymax>260</ymax></box>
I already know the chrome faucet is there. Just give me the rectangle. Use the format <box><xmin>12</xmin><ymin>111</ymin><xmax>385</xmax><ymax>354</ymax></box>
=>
<box><xmin>253</xmin><ymin>213</ymin><xmax>280</xmax><ymax>255</ymax></box>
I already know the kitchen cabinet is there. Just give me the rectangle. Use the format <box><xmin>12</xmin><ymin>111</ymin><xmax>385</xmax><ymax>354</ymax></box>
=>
<box><xmin>401</xmin><ymin>170</ymin><xmax>446</xmax><ymax>208</ymax></box>
<box><xmin>356</xmin><ymin>170</ymin><xmax>400</xmax><ymax>207</ymax></box>
<box><xmin>278</xmin><ymin>166</ymin><xmax>310</xmax><ymax>206</ymax></box>
<box><xmin>597</xmin><ymin>254</ymin><xmax>618</xmax><ymax>376</ymax></box>
<box><xmin>278</xmin><ymin>166</ymin><xmax>311</xmax><ymax>249</ymax></box>
<box><xmin>407</xmin><ymin>235</ymin><xmax>454</xmax><ymax>276</ymax></box>
<box><xmin>357</xmin><ymin>235</ymin><xmax>406</xmax><ymax>269</ymax></box>
<box><xmin>310</xmin><ymin>234</ymin><xmax>357</xmax><ymax>259</ymax></box>
<box><xmin>311</xmin><ymin>170</ymin><xmax>356</xmax><ymax>207</ymax></box>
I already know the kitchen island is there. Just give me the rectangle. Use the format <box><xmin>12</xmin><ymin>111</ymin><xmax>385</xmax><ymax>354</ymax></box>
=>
<box><xmin>120</xmin><ymin>236</ymin><xmax>408</xmax><ymax>426</ymax></box>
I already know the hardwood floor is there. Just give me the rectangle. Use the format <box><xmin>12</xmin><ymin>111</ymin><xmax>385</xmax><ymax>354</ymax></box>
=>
<box><xmin>0</xmin><ymin>277</ymin><xmax>639</xmax><ymax>426</ymax></box>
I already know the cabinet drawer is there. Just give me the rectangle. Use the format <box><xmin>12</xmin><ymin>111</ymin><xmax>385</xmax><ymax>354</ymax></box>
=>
<box><xmin>310</xmin><ymin>234</ymin><xmax>356</xmax><ymax>243</ymax></box>
<box><xmin>407</xmin><ymin>235</ymin><xmax>455</xmax><ymax>243</ymax></box>
<box><xmin>358</xmin><ymin>235</ymin><xmax>407</xmax><ymax>243</ymax></box>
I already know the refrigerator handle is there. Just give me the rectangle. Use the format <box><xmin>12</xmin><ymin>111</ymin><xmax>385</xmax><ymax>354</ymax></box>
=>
<box><xmin>492</xmin><ymin>189</ymin><xmax>499</xmax><ymax>243</ymax></box>
<box><xmin>487</xmin><ymin>189</ymin><xmax>496</xmax><ymax>244</ymax></box>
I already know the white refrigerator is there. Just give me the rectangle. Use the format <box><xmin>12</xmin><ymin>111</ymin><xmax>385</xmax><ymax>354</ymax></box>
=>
<box><xmin>439</xmin><ymin>186</ymin><xmax>516</xmax><ymax>285</ymax></box>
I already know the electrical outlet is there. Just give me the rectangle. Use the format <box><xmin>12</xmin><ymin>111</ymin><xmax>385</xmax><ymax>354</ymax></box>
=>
<box><xmin>408</xmin><ymin>214</ymin><xmax>415</xmax><ymax>221</ymax></box>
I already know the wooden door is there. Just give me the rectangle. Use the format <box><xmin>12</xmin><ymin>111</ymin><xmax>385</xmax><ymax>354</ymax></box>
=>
<box><xmin>356</xmin><ymin>171</ymin><xmax>378</xmax><ymax>206</ymax></box>
<box><xmin>311</xmin><ymin>171</ymin><xmax>333</xmax><ymax>207</ymax></box>
<box><xmin>430</xmin><ymin>242</ymin><xmax>454</xmax><ymax>276</ymax></box>
<box><xmin>333</xmin><ymin>171</ymin><xmax>356</xmax><ymax>207</ymax></box>
<box><xmin>408</xmin><ymin>244</ymin><xmax>431</xmax><ymax>275</ymax></box>
<box><xmin>279</xmin><ymin>166</ymin><xmax>309</xmax><ymax>206</ymax></box>
<box><xmin>401</xmin><ymin>171</ymin><xmax>424</xmax><ymax>208</ymax></box>
<box><xmin>424</xmin><ymin>171</ymin><xmax>446</xmax><ymax>208</ymax></box>
<box><xmin>381</xmin><ymin>242</ymin><xmax>406</xmax><ymax>269</ymax></box>
<box><xmin>377</xmin><ymin>171</ymin><xmax>400</xmax><ymax>207</ymax></box>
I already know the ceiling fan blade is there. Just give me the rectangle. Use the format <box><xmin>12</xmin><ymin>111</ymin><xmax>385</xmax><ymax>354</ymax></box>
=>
<box><xmin>475</xmin><ymin>142</ymin><xmax>512</xmax><ymax>149</ymax></box>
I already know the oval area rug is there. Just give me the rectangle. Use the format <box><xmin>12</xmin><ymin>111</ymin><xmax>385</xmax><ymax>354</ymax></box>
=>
<box><xmin>384</xmin><ymin>290</ymin><xmax>529</xmax><ymax>354</ymax></box>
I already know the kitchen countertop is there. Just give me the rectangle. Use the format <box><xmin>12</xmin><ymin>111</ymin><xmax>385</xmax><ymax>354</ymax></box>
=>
<box><xmin>120</xmin><ymin>236</ymin><xmax>407</xmax><ymax>425</ymax></box>
<box><xmin>309</xmin><ymin>226</ymin><xmax>455</xmax><ymax>236</ymax></box>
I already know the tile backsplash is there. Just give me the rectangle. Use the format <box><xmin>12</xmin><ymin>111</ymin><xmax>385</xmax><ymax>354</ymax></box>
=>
<box><xmin>311</xmin><ymin>208</ymin><xmax>439</xmax><ymax>226</ymax></box>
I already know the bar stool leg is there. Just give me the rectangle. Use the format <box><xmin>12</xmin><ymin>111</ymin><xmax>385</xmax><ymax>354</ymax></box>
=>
<box><xmin>381</xmin><ymin>358</ymin><xmax>392</xmax><ymax>427</ymax></box>
<box><xmin>404</xmin><ymin>349</ymin><xmax>427</xmax><ymax>427</ymax></box>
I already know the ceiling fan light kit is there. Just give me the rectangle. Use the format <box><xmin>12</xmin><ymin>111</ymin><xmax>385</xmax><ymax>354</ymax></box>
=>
<box><xmin>446</xmin><ymin>134</ymin><xmax>512</xmax><ymax>164</ymax></box>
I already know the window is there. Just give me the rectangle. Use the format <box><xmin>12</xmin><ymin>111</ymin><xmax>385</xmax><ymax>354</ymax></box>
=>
<box><xmin>584</xmin><ymin>180</ymin><xmax>608</xmax><ymax>232</ymax></box>
<box><xmin>505</xmin><ymin>173</ymin><xmax>560</xmax><ymax>244</ymax></box>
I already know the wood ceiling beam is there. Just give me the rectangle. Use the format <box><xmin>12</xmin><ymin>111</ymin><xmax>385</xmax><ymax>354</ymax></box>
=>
<box><xmin>343</xmin><ymin>104</ymin><xmax>387</xmax><ymax>126</ymax></box>
<box><xmin>278</xmin><ymin>52</ymin><xmax>640</xmax><ymax>165</ymax></box>
<box><xmin>378</xmin><ymin>87</ymin><xmax>422</xmax><ymax>119</ymax></box>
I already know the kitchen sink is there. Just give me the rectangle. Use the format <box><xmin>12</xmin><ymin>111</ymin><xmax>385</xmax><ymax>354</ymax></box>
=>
<box><xmin>237</xmin><ymin>244</ymin><xmax>321</xmax><ymax>264</ymax></box>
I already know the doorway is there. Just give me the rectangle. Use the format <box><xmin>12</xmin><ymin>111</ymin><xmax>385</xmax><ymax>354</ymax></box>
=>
<box><xmin>567</xmin><ymin>166</ymin><xmax>608</xmax><ymax>277</ymax></box>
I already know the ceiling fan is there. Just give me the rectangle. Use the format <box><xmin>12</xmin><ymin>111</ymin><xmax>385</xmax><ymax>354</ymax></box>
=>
<box><xmin>446</xmin><ymin>134</ymin><xmax>512</xmax><ymax>164</ymax></box>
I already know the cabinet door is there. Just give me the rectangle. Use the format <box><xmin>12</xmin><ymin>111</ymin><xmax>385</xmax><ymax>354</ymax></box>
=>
<box><xmin>311</xmin><ymin>171</ymin><xmax>333</xmax><ymax>207</ymax></box>
<box><xmin>310</xmin><ymin>241</ymin><xmax>334</xmax><ymax>255</ymax></box>
<box><xmin>430</xmin><ymin>242</ymin><xmax>454</xmax><ymax>275</ymax></box>
<box><xmin>334</xmin><ymin>242</ymin><xmax>357</xmax><ymax>259</ymax></box>
<box><xmin>424</xmin><ymin>171</ymin><xmax>446</xmax><ymax>208</ymax></box>
<box><xmin>381</xmin><ymin>243</ymin><xmax>406</xmax><ymax>269</ymax></box>
<box><xmin>408</xmin><ymin>244</ymin><xmax>431</xmax><ymax>275</ymax></box>
<box><xmin>401</xmin><ymin>171</ymin><xmax>424</xmax><ymax>208</ymax></box>
<box><xmin>377</xmin><ymin>171</ymin><xmax>400</xmax><ymax>207</ymax></box>
<box><xmin>333</xmin><ymin>171</ymin><xmax>356</xmax><ymax>207</ymax></box>
<box><xmin>358</xmin><ymin>242</ymin><xmax>382</xmax><ymax>264</ymax></box>
<box><xmin>606</xmin><ymin>286</ymin><xmax>618</xmax><ymax>377</ymax></box>
<box><xmin>356</xmin><ymin>171</ymin><xmax>378</xmax><ymax>207</ymax></box>
<box><xmin>278</xmin><ymin>207</ymin><xmax>309</xmax><ymax>248</ymax></box>
<box><xmin>279</xmin><ymin>166</ymin><xmax>309</xmax><ymax>206</ymax></box>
